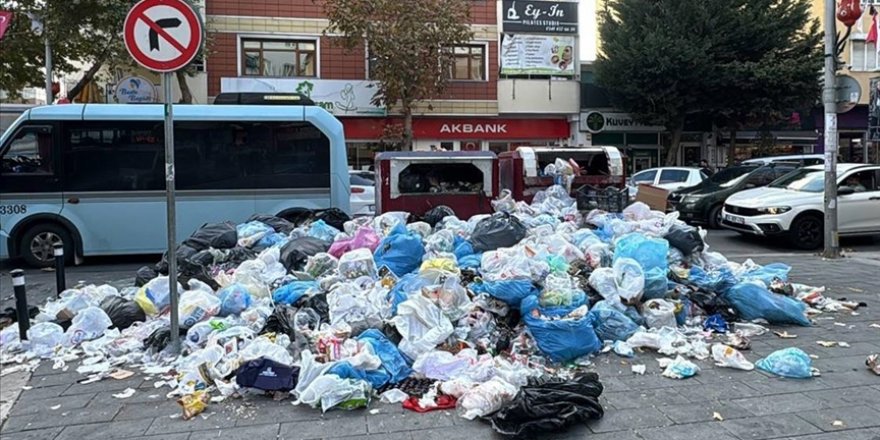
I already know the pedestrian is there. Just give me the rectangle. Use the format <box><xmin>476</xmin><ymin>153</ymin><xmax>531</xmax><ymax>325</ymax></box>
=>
<box><xmin>699</xmin><ymin>159</ymin><xmax>715</xmax><ymax>177</ymax></box>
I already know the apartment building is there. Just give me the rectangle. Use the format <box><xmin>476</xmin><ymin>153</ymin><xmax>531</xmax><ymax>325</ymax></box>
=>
<box><xmin>205</xmin><ymin>0</ymin><xmax>582</xmax><ymax>168</ymax></box>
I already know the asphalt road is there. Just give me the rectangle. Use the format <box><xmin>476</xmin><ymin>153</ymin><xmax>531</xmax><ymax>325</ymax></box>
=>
<box><xmin>2</xmin><ymin>229</ymin><xmax>879</xmax><ymax>311</ymax></box>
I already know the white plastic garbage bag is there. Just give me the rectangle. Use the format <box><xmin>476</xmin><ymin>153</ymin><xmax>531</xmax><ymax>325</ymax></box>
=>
<box><xmin>135</xmin><ymin>276</ymin><xmax>183</xmax><ymax>315</ymax></box>
<box><xmin>295</xmin><ymin>374</ymin><xmax>370</xmax><ymax>412</ymax></box>
<box><xmin>27</xmin><ymin>322</ymin><xmax>64</xmax><ymax>358</ymax></box>
<box><xmin>711</xmin><ymin>344</ymin><xmax>755</xmax><ymax>370</ymax></box>
<box><xmin>179</xmin><ymin>288</ymin><xmax>221</xmax><ymax>329</ymax></box>
<box><xmin>457</xmin><ymin>377</ymin><xmax>519</xmax><ymax>420</ymax></box>
<box><xmin>294</xmin><ymin>350</ymin><xmax>335</xmax><ymax>398</ymax></box>
<box><xmin>239</xmin><ymin>334</ymin><xmax>293</xmax><ymax>366</ymax></box>
<box><xmin>65</xmin><ymin>306</ymin><xmax>113</xmax><ymax>346</ymax></box>
<box><xmin>643</xmin><ymin>299</ymin><xmax>676</xmax><ymax>329</ymax></box>
<box><xmin>614</xmin><ymin>257</ymin><xmax>645</xmax><ymax>302</ymax></box>
<box><xmin>413</xmin><ymin>350</ymin><xmax>474</xmax><ymax>381</ymax></box>
<box><xmin>390</xmin><ymin>295</ymin><xmax>454</xmax><ymax>360</ymax></box>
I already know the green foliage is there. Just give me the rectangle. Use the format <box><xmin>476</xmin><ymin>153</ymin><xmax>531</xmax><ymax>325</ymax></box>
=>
<box><xmin>324</xmin><ymin>0</ymin><xmax>474</xmax><ymax>146</ymax></box>
<box><xmin>595</xmin><ymin>0</ymin><xmax>822</xmax><ymax>163</ymax></box>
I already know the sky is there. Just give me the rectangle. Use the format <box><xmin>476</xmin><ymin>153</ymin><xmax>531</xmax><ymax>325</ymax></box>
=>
<box><xmin>579</xmin><ymin>0</ymin><xmax>597</xmax><ymax>62</ymax></box>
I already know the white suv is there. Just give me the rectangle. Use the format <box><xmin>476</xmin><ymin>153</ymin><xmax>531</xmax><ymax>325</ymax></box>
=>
<box><xmin>721</xmin><ymin>164</ymin><xmax>880</xmax><ymax>249</ymax></box>
<box><xmin>628</xmin><ymin>167</ymin><xmax>707</xmax><ymax>199</ymax></box>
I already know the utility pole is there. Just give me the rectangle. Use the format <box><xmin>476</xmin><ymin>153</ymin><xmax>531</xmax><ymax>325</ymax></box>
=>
<box><xmin>45</xmin><ymin>30</ymin><xmax>53</xmax><ymax>104</ymax></box>
<box><xmin>823</xmin><ymin>0</ymin><xmax>840</xmax><ymax>259</ymax></box>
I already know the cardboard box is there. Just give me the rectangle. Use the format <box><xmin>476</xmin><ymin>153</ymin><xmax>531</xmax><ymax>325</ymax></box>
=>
<box><xmin>635</xmin><ymin>184</ymin><xmax>669</xmax><ymax>211</ymax></box>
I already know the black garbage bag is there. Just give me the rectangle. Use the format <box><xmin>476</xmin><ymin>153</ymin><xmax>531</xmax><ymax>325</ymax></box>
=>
<box><xmin>100</xmin><ymin>296</ymin><xmax>146</xmax><ymax>330</ymax></box>
<box><xmin>144</xmin><ymin>326</ymin><xmax>187</xmax><ymax>352</ymax></box>
<box><xmin>183</xmin><ymin>222</ymin><xmax>238</xmax><ymax>251</ymax></box>
<box><xmin>279</xmin><ymin>237</ymin><xmax>330</xmax><ymax>271</ymax></box>
<box><xmin>299</xmin><ymin>293</ymin><xmax>329</xmax><ymax>324</ymax></box>
<box><xmin>423</xmin><ymin>205</ymin><xmax>455</xmax><ymax>227</ymax></box>
<box><xmin>490</xmin><ymin>373</ymin><xmax>604</xmax><ymax>437</ymax></box>
<box><xmin>156</xmin><ymin>244</ymin><xmax>199</xmax><ymax>275</ymax></box>
<box><xmin>248</xmin><ymin>214</ymin><xmax>296</xmax><ymax>234</ymax></box>
<box><xmin>135</xmin><ymin>265</ymin><xmax>159</xmax><ymax>287</ymax></box>
<box><xmin>688</xmin><ymin>289</ymin><xmax>739</xmax><ymax>322</ymax></box>
<box><xmin>470</xmin><ymin>212</ymin><xmax>527</xmax><ymax>253</ymax></box>
<box><xmin>664</xmin><ymin>224</ymin><xmax>704</xmax><ymax>256</ymax></box>
<box><xmin>260</xmin><ymin>305</ymin><xmax>296</xmax><ymax>338</ymax></box>
<box><xmin>225</xmin><ymin>247</ymin><xmax>257</xmax><ymax>266</ymax></box>
<box><xmin>236</xmin><ymin>358</ymin><xmax>299</xmax><ymax>391</ymax></box>
<box><xmin>274</xmin><ymin>208</ymin><xmax>314</xmax><ymax>227</ymax></box>
<box><xmin>313</xmin><ymin>208</ymin><xmax>351</xmax><ymax>231</ymax></box>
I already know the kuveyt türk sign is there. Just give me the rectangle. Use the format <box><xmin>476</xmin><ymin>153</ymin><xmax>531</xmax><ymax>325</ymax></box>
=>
<box><xmin>501</xmin><ymin>1</ymin><xmax>578</xmax><ymax>34</ymax></box>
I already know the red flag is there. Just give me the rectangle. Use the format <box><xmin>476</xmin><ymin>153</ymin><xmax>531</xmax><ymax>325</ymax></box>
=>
<box><xmin>868</xmin><ymin>7</ymin><xmax>878</xmax><ymax>45</ymax></box>
<box><xmin>0</xmin><ymin>11</ymin><xmax>12</xmax><ymax>41</ymax></box>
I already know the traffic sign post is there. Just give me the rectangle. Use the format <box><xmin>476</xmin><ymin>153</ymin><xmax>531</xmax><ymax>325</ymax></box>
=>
<box><xmin>124</xmin><ymin>0</ymin><xmax>203</xmax><ymax>353</ymax></box>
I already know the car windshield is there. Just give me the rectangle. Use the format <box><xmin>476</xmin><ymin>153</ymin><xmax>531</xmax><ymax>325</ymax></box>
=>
<box><xmin>708</xmin><ymin>166</ymin><xmax>756</xmax><ymax>187</ymax></box>
<box><xmin>767</xmin><ymin>168</ymin><xmax>825</xmax><ymax>192</ymax></box>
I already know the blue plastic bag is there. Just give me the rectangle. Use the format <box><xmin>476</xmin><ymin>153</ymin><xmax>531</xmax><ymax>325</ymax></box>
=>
<box><xmin>613</xmin><ymin>233</ymin><xmax>670</xmax><ymax>272</ymax></box>
<box><xmin>387</xmin><ymin>273</ymin><xmax>431</xmax><ymax>316</ymax></box>
<box><xmin>689</xmin><ymin>266</ymin><xmax>737</xmax><ymax>295</ymax></box>
<box><xmin>236</xmin><ymin>221</ymin><xmax>274</xmax><ymax>248</ymax></box>
<box><xmin>521</xmin><ymin>296</ymin><xmax>601</xmax><ymax>363</ymax></box>
<box><xmin>723</xmin><ymin>283</ymin><xmax>810</xmax><ymax>326</ymax></box>
<box><xmin>374</xmin><ymin>225</ymin><xmax>425</xmax><ymax>277</ymax></box>
<box><xmin>272</xmin><ymin>281</ymin><xmax>318</xmax><ymax>305</ymax></box>
<box><xmin>587</xmin><ymin>300</ymin><xmax>640</xmax><ymax>342</ymax></box>
<box><xmin>357</xmin><ymin>329</ymin><xmax>413</xmax><ymax>385</ymax></box>
<box><xmin>572</xmin><ymin>230</ymin><xmax>602</xmax><ymax>248</ymax></box>
<box><xmin>739</xmin><ymin>263</ymin><xmax>791</xmax><ymax>285</ymax></box>
<box><xmin>703</xmin><ymin>314</ymin><xmax>728</xmax><ymax>333</ymax></box>
<box><xmin>453</xmin><ymin>236</ymin><xmax>475</xmax><ymax>260</ymax></box>
<box><xmin>217</xmin><ymin>283</ymin><xmax>253</xmax><ymax>316</ymax></box>
<box><xmin>257</xmin><ymin>232</ymin><xmax>288</xmax><ymax>248</ymax></box>
<box><xmin>326</xmin><ymin>361</ymin><xmax>389</xmax><ymax>389</ymax></box>
<box><xmin>308</xmin><ymin>220</ymin><xmax>341</xmax><ymax>242</ymax></box>
<box><xmin>756</xmin><ymin>348</ymin><xmax>815</xmax><ymax>378</ymax></box>
<box><xmin>642</xmin><ymin>267</ymin><xmax>669</xmax><ymax>300</ymax></box>
<box><xmin>458</xmin><ymin>254</ymin><xmax>483</xmax><ymax>270</ymax></box>
<box><xmin>469</xmin><ymin>279</ymin><xmax>539</xmax><ymax>308</ymax></box>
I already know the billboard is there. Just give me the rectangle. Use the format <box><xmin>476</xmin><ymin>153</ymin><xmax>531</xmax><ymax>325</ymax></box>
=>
<box><xmin>500</xmin><ymin>34</ymin><xmax>575</xmax><ymax>76</ymax></box>
<box><xmin>501</xmin><ymin>1</ymin><xmax>578</xmax><ymax>34</ymax></box>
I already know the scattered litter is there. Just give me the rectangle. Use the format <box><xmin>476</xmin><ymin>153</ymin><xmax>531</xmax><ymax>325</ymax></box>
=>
<box><xmin>713</xmin><ymin>412</ymin><xmax>724</xmax><ymax>421</ymax></box>
<box><xmin>774</xmin><ymin>331</ymin><xmax>797</xmax><ymax>339</ymax></box>
<box><xmin>112</xmin><ymin>388</ymin><xmax>136</xmax><ymax>399</ymax></box>
<box><xmin>662</xmin><ymin>356</ymin><xmax>699</xmax><ymax>379</ymax></box>
<box><xmin>369</xmin><ymin>409</ymin><xmax>380</xmax><ymax>415</ymax></box>
<box><xmin>631</xmin><ymin>364</ymin><xmax>646</xmax><ymax>375</ymax></box>
<box><xmin>756</xmin><ymin>348</ymin><xmax>818</xmax><ymax>378</ymax></box>
<box><xmin>817</xmin><ymin>341</ymin><xmax>838</xmax><ymax>347</ymax></box>
<box><xmin>870</xmin><ymin>324</ymin><xmax>880</xmax><ymax>329</ymax></box>
<box><xmin>834</xmin><ymin>322</ymin><xmax>847</xmax><ymax>327</ymax></box>
<box><xmin>380</xmin><ymin>389</ymin><xmax>409</xmax><ymax>404</ymax></box>
<box><xmin>21</xmin><ymin>386</ymin><xmax>32</xmax><ymax>391</ymax></box>
<box><xmin>832</xmin><ymin>420</ymin><xmax>845</xmax><ymax>427</ymax></box>
<box><xmin>178</xmin><ymin>391</ymin><xmax>209</xmax><ymax>420</ymax></box>
<box><xmin>50</xmin><ymin>405</ymin><xmax>61</xmax><ymax>410</ymax></box>
<box><xmin>711</xmin><ymin>344</ymin><xmax>754</xmax><ymax>371</ymax></box>
<box><xmin>867</xmin><ymin>354</ymin><xmax>880</xmax><ymax>375</ymax></box>
<box><xmin>838</xmin><ymin>342</ymin><xmax>850</xmax><ymax>348</ymax></box>
<box><xmin>110</xmin><ymin>369</ymin><xmax>135</xmax><ymax>380</ymax></box>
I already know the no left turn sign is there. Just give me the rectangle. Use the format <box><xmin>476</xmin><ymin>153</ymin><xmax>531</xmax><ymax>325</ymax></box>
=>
<box><xmin>124</xmin><ymin>0</ymin><xmax>203</xmax><ymax>72</ymax></box>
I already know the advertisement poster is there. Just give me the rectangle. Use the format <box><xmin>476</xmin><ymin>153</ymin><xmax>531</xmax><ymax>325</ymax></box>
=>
<box><xmin>114</xmin><ymin>76</ymin><xmax>158</xmax><ymax>103</ymax></box>
<box><xmin>500</xmin><ymin>34</ymin><xmax>575</xmax><ymax>76</ymax></box>
<box><xmin>221</xmin><ymin>78</ymin><xmax>386</xmax><ymax>116</ymax></box>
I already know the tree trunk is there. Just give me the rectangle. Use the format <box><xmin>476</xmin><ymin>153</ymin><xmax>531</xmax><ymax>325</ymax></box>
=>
<box><xmin>727</xmin><ymin>127</ymin><xmax>737</xmax><ymax>166</ymax></box>
<box><xmin>67</xmin><ymin>60</ymin><xmax>105</xmax><ymax>101</ymax></box>
<box><xmin>403</xmin><ymin>103</ymin><xmax>414</xmax><ymax>150</ymax></box>
<box><xmin>663</xmin><ymin>123</ymin><xmax>684</xmax><ymax>166</ymax></box>
<box><xmin>175</xmin><ymin>70</ymin><xmax>193</xmax><ymax>103</ymax></box>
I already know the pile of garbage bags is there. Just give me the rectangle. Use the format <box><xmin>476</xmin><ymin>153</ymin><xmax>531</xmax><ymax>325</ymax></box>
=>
<box><xmin>0</xmin><ymin>185</ymin><xmax>858</xmax><ymax>436</ymax></box>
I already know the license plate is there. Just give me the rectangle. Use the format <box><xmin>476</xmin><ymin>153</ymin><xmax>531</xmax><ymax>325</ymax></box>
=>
<box><xmin>725</xmin><ymin>214</ymin><xmax>745</xmax><ymax>224</ymax></box>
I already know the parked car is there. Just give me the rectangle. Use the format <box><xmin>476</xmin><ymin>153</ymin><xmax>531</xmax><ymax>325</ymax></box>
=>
<box><xmin>350</xmin><ymin>170</ymin><xmax>376</xmax><ymax>216</ymax></box>
<box><xmin>628</xmin><ymin>167</ymin><xmax>707</xmax><ymax>200</ymax></box>
<box><xmin>669</xmin><ymin>163</ymin><xmax>797</xmax><ymax>228</ymax></box>
<box><xmin>741</xmin><ymin>153</ymin><xmax>824</xmax><ymax>167</ymax></box>
<box><xmin>721</xmin><ymin>163</ymin><xmax>880</xmax><ymax>249</ymax></box>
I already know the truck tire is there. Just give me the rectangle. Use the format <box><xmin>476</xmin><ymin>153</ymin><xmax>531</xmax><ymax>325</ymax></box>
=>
<box><xmin>19</xmin><ymin>222</ymin><xmax>74</xmax><ymax>268</ymax></box>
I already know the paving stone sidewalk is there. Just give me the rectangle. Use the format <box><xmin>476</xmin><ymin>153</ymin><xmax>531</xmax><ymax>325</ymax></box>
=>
<box><xmin>1</xmin><ymin>255</ymin><xmax>879</xmax><ymax>440</ymax></box>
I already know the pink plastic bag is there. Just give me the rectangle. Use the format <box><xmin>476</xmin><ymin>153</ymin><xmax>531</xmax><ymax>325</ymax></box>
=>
<box><xmin>329</xmin><ymin>227</ymin><xmax>381</xmax><ymax>258</ymax></box>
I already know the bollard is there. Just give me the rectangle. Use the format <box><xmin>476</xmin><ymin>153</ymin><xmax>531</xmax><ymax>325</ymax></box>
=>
<box><xmin>11</xmin><ymin>269</ymin><xmax>29</xmax><ymax>340</ymax></box>
<box><xmin>54</xmin><ymin>243</ymin><xmax>65</xmax><ymax>297</ymax></box>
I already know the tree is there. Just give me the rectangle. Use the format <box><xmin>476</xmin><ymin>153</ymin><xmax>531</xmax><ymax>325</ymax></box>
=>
<box><xmin>324</xmin><ymin>0</ymin><xmax>473</xmax><ymax>148</ymax></box>
<box><xmin>595</xmin><ymin>0</ymin><xmax>822</xmax><ymax>166</ymax></box>
<box><xmin>0</xmin><ymin>0</ymin><xmax>205</xmax><ymax>103</ymax></box>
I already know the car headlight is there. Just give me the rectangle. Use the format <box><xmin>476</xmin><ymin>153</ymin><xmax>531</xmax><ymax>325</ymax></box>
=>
<box><xmin>757</xmin><ymin>206</ymin><xmax>791</xmax><ymax>215</ymax></box>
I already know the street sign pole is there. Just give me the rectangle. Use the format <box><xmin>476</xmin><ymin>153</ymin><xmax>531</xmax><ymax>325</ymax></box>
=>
<box><xmin>124</xmin><ymin>0</ymin><xmax>204</xmax><ymax>353</ymax></box>
<box><xmin>823</xmin><ymin>0</ymin><xmax>840</xmax><ymax>259</ymax></box>
<box><xmin>163</xmin><ymin>72</ymin><xmax>180</xmax><ymax>353</ymax></box>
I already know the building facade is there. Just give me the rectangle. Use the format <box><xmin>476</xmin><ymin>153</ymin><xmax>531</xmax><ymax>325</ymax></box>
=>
<box><xmin>204</xmin><ymin>0</ymin><xmax>582</xmax><ymax>169</ymax></box>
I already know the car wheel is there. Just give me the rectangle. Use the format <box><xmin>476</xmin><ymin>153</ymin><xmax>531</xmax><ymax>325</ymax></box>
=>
<box><xmin>708</xmin><ymin>205</ymin><xmax>723</xmax><ymax>229</ymax></box>
<box><xmin>789</xmin><ymin>214</ymin><xmax>823</xmax><ymax>250</ymax></box>
<box><xmin>19</xmin><ymin>223</ymin><xmax>74</xmax><ymax>268</ymax></box>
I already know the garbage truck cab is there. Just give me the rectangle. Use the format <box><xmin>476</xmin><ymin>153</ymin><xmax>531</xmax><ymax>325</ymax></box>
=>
<box><xmin>375</xmin><ymin>151</ymin><xmax>499</xmax><ymax>219</ymax></box>
<box><xmin>499</xmin><ymin>146</ymin><xmax>626</xmax><ymax>202</ymax></box>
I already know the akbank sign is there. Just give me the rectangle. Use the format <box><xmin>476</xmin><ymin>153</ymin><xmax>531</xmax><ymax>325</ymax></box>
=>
<box><xmin>579</xmin><ymin>110</ymin><xmax>664</xmax><ymax>133</ymax></box>
<box><xmin>220</xmin><ymin>78</ymin><xmax>386</xmax><ymax>116</ymax></box>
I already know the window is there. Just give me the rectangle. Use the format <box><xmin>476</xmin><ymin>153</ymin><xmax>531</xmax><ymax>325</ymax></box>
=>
<box><xmin>659</xmin><ymin>169</ymin><xmax>690</xmax><ymax>184</ymax></box>
<box><xmin>1</xmin><ymin>125</ymin><xmax>54</xmax><ymax>175</ymax></box>
<box><xmin>350</xmin><ymin>174</ymin><xmax>373</xmax><ymax>186</ymax></box>
<box><xmin>241</xmin><ymin>39</ymin><xmax>317</xmax><ymax>77</ymax></box>
<box><xmin>175</xmin><ymin>121</ymin><xmax>330</xmax><ymax>190</ymax></box>
<box><xmin>745</xmin><ymin>168</ymin><xmax>776</xmax><ymax>186</ymax></box>
<box><xmin>631</xmin><ymin>170</ymin><xmax>657</xmax><ymax>184</ymax></box>
<box><xmin>840</xmin><ymin>170</ymin><xmax>879</xmax><ymax>192</ymax></box>
<box><xmin>449</xmin><ymin>45</ymin><xmax>485</xmax><ymax>80</ymax></box>
<box><xmin>851</xmin><ymin>38</ymin><xmax>878</xmax><ymax>71</ymax></box>
<box><xmin>64</xmin><ymin>122</ymin><xmax>164</xmax><ymax>191</ymax></box>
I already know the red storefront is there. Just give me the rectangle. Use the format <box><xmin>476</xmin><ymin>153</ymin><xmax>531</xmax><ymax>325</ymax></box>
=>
<box><xmin>343</xmin><ymin>117</ymin><xmax>571</xmax><ymax>168</ymax></box>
